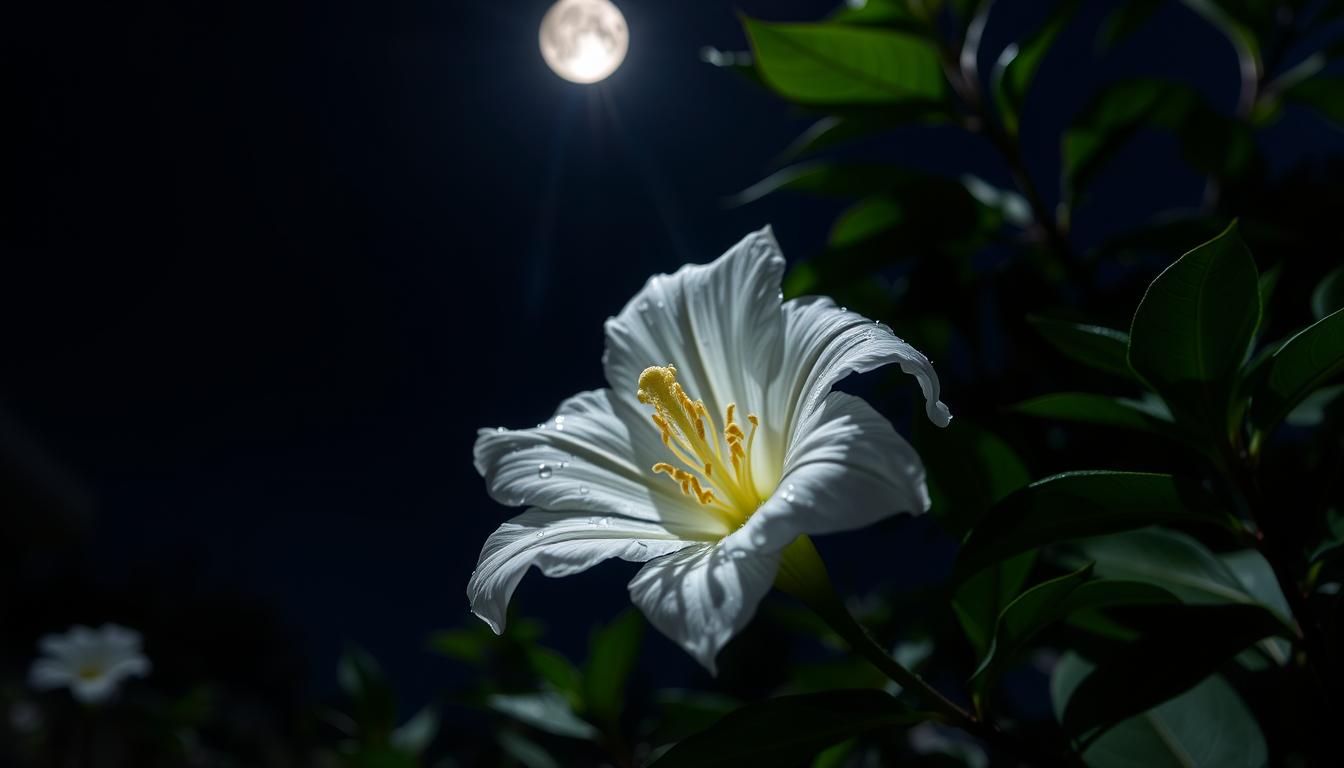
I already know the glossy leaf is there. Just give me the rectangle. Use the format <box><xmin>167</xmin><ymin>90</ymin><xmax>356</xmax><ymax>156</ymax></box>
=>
<box><xmin>1028</xmin><ymin>317</ymin><xmax>1134</xmax><ymax>378</ymax></box>
<box><xmin>650</xmin><ymin>690</ymin><xmax>927</xmax><ymax>768</ymax></box>
<box><xmin>952</xmin><ymin>551</ymin><xmax>1037</xmax><ymax>657</ymax></box>
<box><xmin>1009</xmin><ymin>393</ymin><xmax>1177</xmax><ymax>438</ymax></box>
<box><xmin>1059</xmin><ymin>603</ymin><xmax>1283</xmax><ymax>735</ymax></box>
<box><xmin>389</xmin><ymin>705</ymin><xmax>439</xmax><ymax>755</ymax></box>
<box><xmin>993</xmin><ymin>0</ymin><xmax>1081</xmax><ymax>136</ymax></box>
<box><xmin>1051</xmin><ymin>653</ymin><xmax>1267</xmax><ymax>767</ymax></box>
<box><xmin>970</xmin><ymin>571</ymin><xmax>1177</xmax><ymax>699</ymax></box>
<box><xmin>953</xmin><ymin>472</ymin><xmax>1233</xmax><ymax>582</ymax></box>
<box><xmin>1249</xmin><ymin>308</ymin><xmax>1344</xmax><ymax>439</ymax></box>
<box><xmin>338</xmin><ymin>646</ymin><xmax>398</xmax><ymax>736</ymax></box>
<box><xmin>1058</xmin><ymin>527</ymin><xmax>1293</xmax><ymax>628</ymax></box>
<box><xmin>742</xmin><ymin>17</ymin><xmax>945</xmax><ymax>106</ymax></box>
<box><xmin>582</xmin><ymin>609</ymin><xmax>643</xmax><ymax>728</ymax></box>
<box><xmin>1128</xmin><ymin>222</ymin><xmax>1261</xmax><ymax>440</ymax></box>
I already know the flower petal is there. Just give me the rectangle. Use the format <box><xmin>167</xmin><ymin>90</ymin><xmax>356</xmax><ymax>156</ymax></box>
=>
<box><xmin>475</xmin><ymin>390</ymin><xmax>727</xmax><ymax>537</ymax></box>
<box><xmin>743</xmin><ymin>391</ymin><xmax>930</xmax><ymax>553</ymax></box>
<box><xmin>28</xmin><ymin>659</ymin><xmax>73</xmax><ymax>690</ymax></box>
<box><xmin>71</xmin><ymin>675</ymin><xmax>119</xmax><ymax>705</ymax></box>
<box><xmin>767</xmin><ymin>297</ymin><xmax>949</xmax><ymax>473</ymax></box>
<box><xmin>603</xmin><ymin>227</ymin><xmax>786</xmax><ymax>424</ymax></box>
<box><xmin>626</xmin><ymin>529</ymin><xmax>780</xmax><ymax>674</ymax></box>
<box><xmin>468</xmin><ymin>510</ymin><xmax>700</xmax><ymax>634</ymax></box>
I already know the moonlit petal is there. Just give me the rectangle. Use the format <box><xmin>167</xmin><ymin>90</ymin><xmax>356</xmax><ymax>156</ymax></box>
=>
<box><xmin>743</xmin><ymin>392</ymin><xmax>930</xmax><ymax>553</ymax></box>
<box><xmin>468</xmin><ymin>510</ymin><xmax>701</xmax><ymax>634</ymax></box>
<box><xmin>475</xmin><ymin>390</ymin><xmax>726</xmax><ymax>535</ymax></box>
<box><xmin>603</xmin><ymin>227</ymin><xmax>786</xmax><ymax>424</ymax></box>
<box><xmin>71</xmin><ymin>676</ymin><xmax>119</xmax><ymax>705</ymax></box>
<box><xmin>626</xmin><ymin>529</ymin><xmax>780</xmax><ymax>674</ymax></box>
<box><xmin>28</xmin><ymin>659</ymin><xmax>73</xmax><ymax>690</ymax></box>
<box><xmin>103</xmin><ymin>654</ymin><xmax>152</xmax><ymax>682</ymax></box>
<box><xmin>767</xmin><ymin>297</ymin><xmax>949</xmax><ymax>472</ymax></box>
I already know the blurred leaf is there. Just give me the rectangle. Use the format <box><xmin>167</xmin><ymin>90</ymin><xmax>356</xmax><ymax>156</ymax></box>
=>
<box><xmin>338</xmin><ymin>646</ymin><xmax>398</xmax><ymax>737</ymax></box>
<box><xmin>992</xmin><ymin>0</ymin><xmax>1081</xmax><ymax>136</ymax></box>
<box><xmin>1284</xmin><ymin>383</ymin><xmax>1344</xmax><ymax>427</ymax></box>
<box><xmin>582</xmin><ymin>609</ymin><xmax>643</xmax><ymax>729</ymax></box>
<box><xmin>426</xmin><ymin>628</ymin><xmax>490</xmax><ymax>664</ymax></box>
<box><xmin>496</xmin><ymin>730</ymin><xmax>562</xmax><ymax>768</ymax></box>
<box><xmin>1059</xmin><ymin>603</ymin><xmax>1283</xmax><ymax>735</ymax></box>
<box><xmin>343</xmin><ymin>747</ymin><xmax>418</xmax><ymax>768</ymax></box>
<box><xmin>650</xmin><ymin>690</ymin><xmax>928</xmax><ymax>768</ymax></box>
<box><xmin>1285</xmin><ymin>77</ymin><xmax>1344</xmax><ymax>129</ymax></box>
<box><xmin>811</xmin><ymin>739</ymin><xmax>858</xmax><ymax>768</ymax></box>
<box><xmin>487</xmin><ymin>692</ymin><xmax>600</xmax><ymax>741</ymax></box>
<box><xmin>742</xmin><ymin>17</ymin><xmax>946</xmax><ymax>106</ymax></box>
<box><xmin>960</xmin><ymin>174</ymin><xmax>1032</xmax><ymax>228</ymax></box>
<box><xmin>1009</xmin><ymin>393</ymin><xmax>1178</xmax><ymax>438</ymax></box>
<box><xmin>652</xmin><ymin>690</ymin><xmax>742</xmax><ymax>746</ymax></box>
<box><xmin>781</xmin><ymin>109</ymin><xmax>946</xmax><ymax>160</ymax></box>
<box><xmin>1310</xmin><ymin>508</ymin><xmax>1344</xmax><ymax>564</ymax></box>
<box><xmin>828</xmin><ymin>0</ymin><xmax>927</xmax><ymax>31</ymax></box>
<box><xmin>1248</xmin><ymin>308</ymin><xmax>1344</xmax><ymax>440</ymax></box>
<box><xmin>1051</xmin><ymin>653</ymin><xmax>1267</xmax><ymax>767</ymax></box>
<box><xmin>1063</xmin><ymin>80</ymin><xmax>1255</xmax><ymax>205</ymax></box>
<box><xmin>1312</xmin><ymin>265</ymin><xmax>1344</xmax><ymax>320</ymax></box>
<box><xmin>1095</xmin><ymin>0</ymin><xmax>1164</xmax><ymax>51</ymax></box>
<box><xmin>953</xmin><ymin>472</ymin><xmax>1234</xmax><ymax>582</ymax></box>
<box><xmin>829</xmin><ymin>197</ymin><xmax>905</xmax><ymax>249</ymax></box>
<box><xmin>1128</xmin><ymin>222</ymin><xmax>1261</xmax><ymax>442</ymax></box>
<box><xmin>527</xmin><ymin>647</ymin><xmax>583</xmax><ymax>703</ymax></box>
<box><xmin>1028</xmin><ymin>317</ymin><xmax>1134</xmax><ymax>379</ymax></box>
<box><xmin>969</xmin><ymin>570</ymin><xmax>1178</xmax><ymax>702</ymax></box>
<box><xmin>390</xmin><ymin>705</ymin><xmax>439</xmax><ymax>755</ymax></box>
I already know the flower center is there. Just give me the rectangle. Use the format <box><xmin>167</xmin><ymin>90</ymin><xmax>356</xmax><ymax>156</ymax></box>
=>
<box><xmin>77</xmin><ymin>665</ymin><xmax>104</xmax><ymax>681</ymax></box>
<box><xmin>636</xmin><ymin>365</ymin><xmax>763</xmax><ymax>526</ymax></box>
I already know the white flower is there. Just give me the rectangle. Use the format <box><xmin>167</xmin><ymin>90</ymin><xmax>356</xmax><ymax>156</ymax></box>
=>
<box><xmin>468</xmin><ymin>227</ymin><xmax>950</xmax><ymax>672</ymax></box>
<box><xmin>29</xmin><ymin>624</ymin><xmax>151</xmax><ymax>704</ymax></box>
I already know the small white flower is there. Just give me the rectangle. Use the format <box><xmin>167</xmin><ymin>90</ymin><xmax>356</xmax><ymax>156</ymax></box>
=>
<box><xmin>469</xmin><ymin>227</ymin><xmax>950</xmax><ymax>672</ymax></box>
<box><xmin>29</xmin><ymin>624</ymin><xmax>151</xmax><ymax>704</ymax></box>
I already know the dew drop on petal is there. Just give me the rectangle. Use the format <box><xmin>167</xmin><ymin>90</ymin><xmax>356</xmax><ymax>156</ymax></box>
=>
<box><xmin>579</xmin><ymin>486</ymin><xmax>590</xmax><ymax>495</ymax></box>
<box><xmin>495</xmin><ymin>426</ymin><xmax>507</xmax><ymax>433</ymax></box>
<box><xmin>537</xmin><ymin>464</ymin><xmax>553</xmax><ymax>479</ymax></box>
<box><xmin>784</xmin><ymin>483</ymin><xmax>796</xmax><ymax>502</ymax></box>
<box><xmin>839</xmin><ymin>306</ymin><xmax>847</xmax><ymax>313</ymax></box>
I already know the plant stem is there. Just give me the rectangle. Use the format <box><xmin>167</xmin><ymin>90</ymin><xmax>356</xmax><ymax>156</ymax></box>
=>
<box><xmin>775</xmin><ymin>537</ymin><xmax>1078</xmax><ymax>767</ymax></box>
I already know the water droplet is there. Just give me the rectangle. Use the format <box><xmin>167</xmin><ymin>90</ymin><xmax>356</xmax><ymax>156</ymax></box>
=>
<box><xmin>784</xmin><ymin>483</ymin><xmax>796</xmax><ymax>502</ymax></box>
<box><xmin>536</xmin><ymin>422</ymin><xmax>547</xmax><ymax>430</ymax></box>
<box><xmin>537</xmin><ymin>464</ymin><xmax>553</xmax><ymax>479</ymax></box>
<box><xmin>554</xmin><ymin>416</ymin><xmax>565</xmax><ymax>431</ymax></box>
<box><xmin>839</xmin><ymin>306</ymin><xmax>847</xmax><ymax>313</ymax></box>
<box><xmin>638</xmin><ymin>300</ymin><xmax>650</xmax><ymax>312</ymax></box>
<box><xmin>598</xmin><ymin>516</ymin><xmax>614</xmax><ymax>527</ymax></box>
<box><xmin>534</xmin><ymin>529</ymin><xmax>546</xmax><ymax>537</ymax></box>
<box><xmin>579</xmin><ymin>486</ymin><xmax>590</xmax><ymax>495</ymax></box>
<box><xmin>495</xmin><ymin>426</ymin><xmax>507</xmax><ymax>433</ymax></box>
<box><xmin>635</xmin><ymin>541</ymin><xmax>648</xmax><ymax>553</ymax></box>
<box><xmin>777</xmin><ymin>289</ymin><xmax>784</xmax><ymax>301</ymax></box>
<box><xmin>656</xmin><ymin>300</ymin><xmax>666</xmax><ymax>309</ymax></box>
<box><xmin>558</xmin><ymin>460</ymin><xmax>569</xmax><ymax>471</ymax></box>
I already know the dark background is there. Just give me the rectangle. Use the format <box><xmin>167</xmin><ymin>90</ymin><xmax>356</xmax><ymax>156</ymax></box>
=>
<box><xmin>3</xmin><ymin>0</ymin><xmax>1341</xmax><ymax>722</ymax></box>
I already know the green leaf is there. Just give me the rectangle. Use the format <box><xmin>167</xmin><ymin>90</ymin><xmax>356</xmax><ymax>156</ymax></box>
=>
<box><xmin>487</xmin><ymin>692</ymin><xmax>600</xmax><ymax>741</ymax></box>
<box><xmin>389</xmin><ymin>705</ymin><xmax>439</xmax><ymax>755</ymax></box>
<box><xmin>527</xmin><ymin>647</ymin><xmax>584</xmax><ymax>702</ymax></box>
<box><xmin>1058</xmin><ymin>527</ymin><xmax>1293</xmax><ymax>627</ymax></box>
<box><xmin>1009</xmin><ymin>393</ymin><xmax>1177</xmax><ymax>438</ymax></box>
<box><xmin>1249</xmin><ymin>308</ymin><xmax>1344</xmax><ymax>439</ymax></box>
<box><xmin>496</xmin><ymin>730</ymin><xmax>561</xmax><ymax>768</ymax></box>
<box><xmin>917</xmin><ymin>418</ymin><xmax>1031</xmax><ymax>538</ymax></box>
<box><xmin>992</xmin><ymin>0</ymin><xmax>1081</xmax><ymax>136</ymax></box>
<box><xmin>1028</xmin><ymin>317</ymin><xmax>1134</xmax><ymax>379</ymax></box>
<box><xmin>337</xmin><ymin>646</ymin><xmax>398</xmax><ymax>737</ymax></box>
<box><xmin>650</xmin><ymin>690</ymin><xmax>928</xmax><ymax>768</ymax></box>
<box><xmin>1059</xmin><ymin>603</ymin><xmax>1283</xmax><ymax>735</ymax></box>
<box><xmin>1051</xmin><ymin>653</ymin><xmax>1267</xmax><ymax>768</ymax></box>
<box><xmin>952</xmin><ymin>551</ymin><xmax>1037</xmax><ymax>658</ymax></box>
<box><xmin>1309</xmin><ymin>508</ymin><xmax>1344</xmax><ymax>564</ymax></box>
<box><xmin>1312</xmin><ymin>265</ymin><xmax>1344</xmax><ymax>320</ymax></box>
<box><xmin>1285</xmin><ymin>77</ymin><xmax>1344</xmax><ymax>129</ymax></box>
<box><xmin>1095</xmin><ymin>0</ymin><xmax>1165</xmax><ymax>52</ymax></box>
<box><xmin>1063</xmin><ymin>80</ymin><xmax>1256</xmax><ymax>205</ymax></box>
<box><xmin>582</xmin><ymin>609</ymin><xmax>643</xmax><ymax>729</ymax></box>
<box><xmin>741</xmin><ymin>17</ymin><xmax>946</xmax><ymax>106</ymax></box>
<box><xmin>953</xmin><ymin>472</ymin><xmax>1233</xmax><ymax>582</ymax></box>
<box><xmin>426</xmin><ymin>628</ymin><xmax>490</xmax><ymax>664</ymax></box>
<box><xmin>1128</xmin><ymin>221</ymin><xmax>1261</xmax><ymax>441</ymax></box>
<box><xmin>970</xmin><ymin>570</ymin><xmax>1177</xmax><ymax>701</ymax></box>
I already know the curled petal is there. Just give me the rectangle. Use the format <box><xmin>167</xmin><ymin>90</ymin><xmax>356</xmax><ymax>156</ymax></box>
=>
<box><xmin>626</xmin><ymin>530</ymin><xmax>780</xmax><ymax>674</ymax></box>
<box><xmin>468</xmin><ymin>510</ymin><xmax>699</xmax><ymax>634</ymax></box>
<box><xmin>743</xmin><ymin>391</ymin><xmax>930</xmax><ymax>554</ymax></box>
<box><xmin>768</xmin><ymin>297</ymin><xmax>949</xmax><ymax>471</ymax></box>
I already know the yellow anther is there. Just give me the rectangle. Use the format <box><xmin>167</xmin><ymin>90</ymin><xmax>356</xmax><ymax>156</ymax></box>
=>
<box><xmin>637</xmin><ymin>365</ymin><xmax>765</xmax><ymax>525</ymax></box>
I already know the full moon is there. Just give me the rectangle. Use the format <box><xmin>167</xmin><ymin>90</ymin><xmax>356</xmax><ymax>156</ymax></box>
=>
<box><xmin>539</xmin><ymin>0</ymin><xmax>628</xmax><ymax>84</ymax></box>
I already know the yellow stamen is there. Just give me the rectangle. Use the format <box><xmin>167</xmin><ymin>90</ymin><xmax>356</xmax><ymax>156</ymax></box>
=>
<box><xmin>637</xmin><ymin>365</ymin><xmax>765</xmax><ymax>525</ymax></box>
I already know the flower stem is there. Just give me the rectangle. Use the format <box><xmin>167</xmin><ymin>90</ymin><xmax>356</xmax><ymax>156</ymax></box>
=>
<box><xmin>775</xmin><ymin>537</ymin><xmax>1078</xmax><ymax>767</ymax></box>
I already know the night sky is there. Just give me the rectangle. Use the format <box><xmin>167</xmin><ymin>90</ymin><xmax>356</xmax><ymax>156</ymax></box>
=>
<box><xmin>5</xmin><ymin>0</ymin><xmax>1341</xmax><ymax>709</ymax></box>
